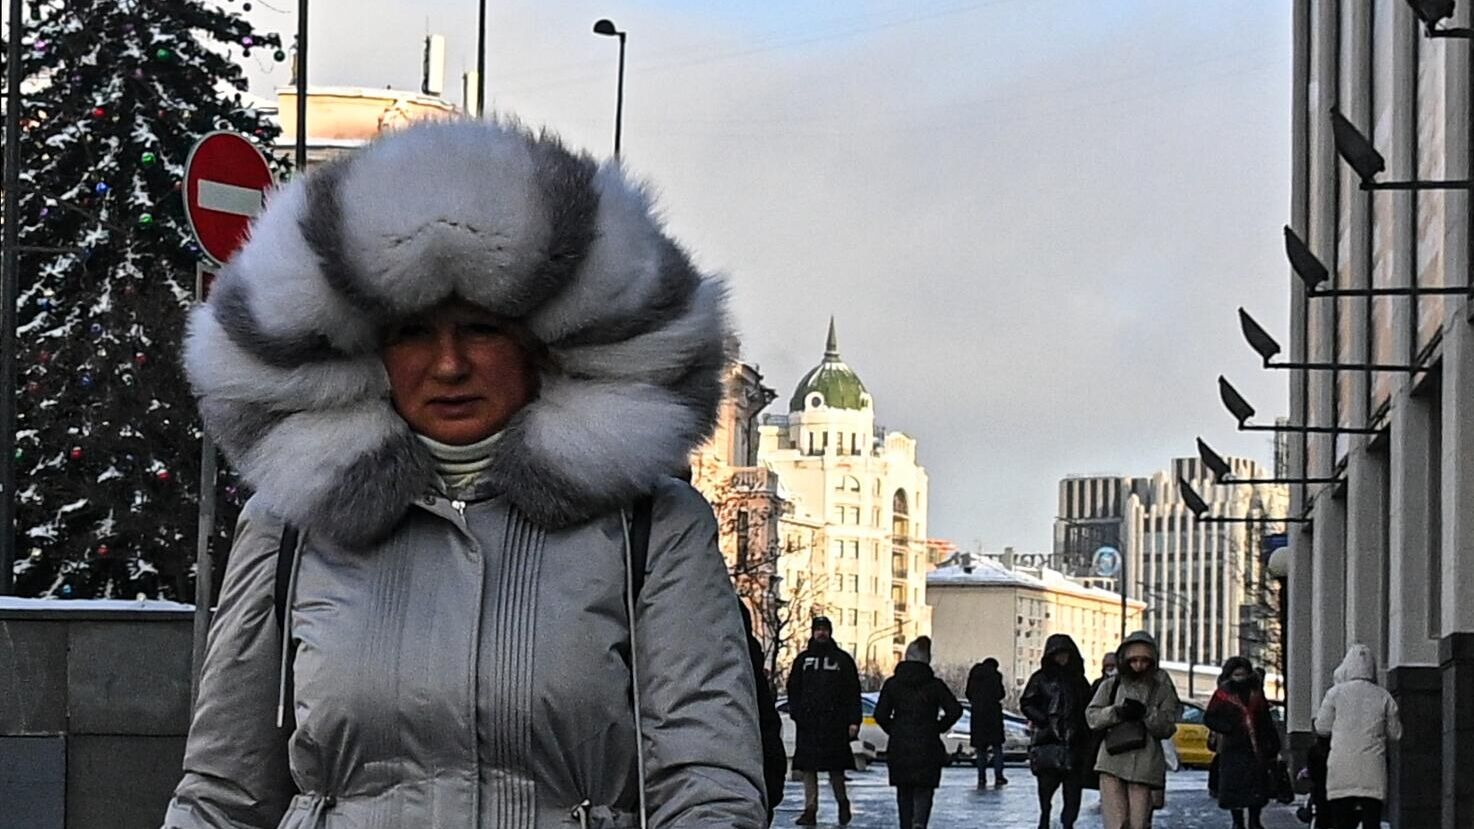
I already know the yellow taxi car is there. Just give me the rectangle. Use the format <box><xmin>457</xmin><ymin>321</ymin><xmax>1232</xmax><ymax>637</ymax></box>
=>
<box><xmin>1173</xmin><ymin>702</ymin><xmax>1215</xmax><ymax>769</ymax></box>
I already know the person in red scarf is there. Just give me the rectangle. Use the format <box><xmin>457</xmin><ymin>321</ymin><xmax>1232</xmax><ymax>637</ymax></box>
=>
<box><xmin>1205</xmin><ymin>656</ymin><xmax>1281</xmax><ymax>829</ymax></box>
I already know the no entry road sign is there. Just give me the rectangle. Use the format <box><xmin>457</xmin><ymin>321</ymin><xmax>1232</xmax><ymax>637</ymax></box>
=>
<box><xmin>183</xmin><ymin>131</ymin><xmax>274</xmax><ymax>267</ymax></box>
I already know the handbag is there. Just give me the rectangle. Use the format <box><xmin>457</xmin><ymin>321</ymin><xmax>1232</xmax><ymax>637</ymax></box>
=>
<box><xmin>1029</xmin><ymin>742</ymin><xmax>1072</xmax><ymax>773</ymax></box>
<box><xmin>1270</xmin><ymin>759</ymin><xmax>1296</xmax><ymax>804</ymax></box>
<box><xmin>1103</xmin><ymin>678</ymin><xmax>1149</xmax><ymax>756</ymax></box>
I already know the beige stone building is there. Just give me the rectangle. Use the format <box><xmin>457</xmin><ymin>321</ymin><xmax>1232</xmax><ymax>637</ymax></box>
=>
<box><xmin>927</xmin><ymin>551</ymin><xmax>1145</xmax><ymax>693</ymax></box>
<box><xmin>757</xmin><ymin>321</ymin><xmax>931</xmax><ymax>673</ymax></box>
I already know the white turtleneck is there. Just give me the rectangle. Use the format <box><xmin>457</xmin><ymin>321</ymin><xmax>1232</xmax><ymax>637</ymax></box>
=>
<box><xmin>416</xmin><ymin>432</ymin><xmax>500</xmax><ymax>497</ymax></box>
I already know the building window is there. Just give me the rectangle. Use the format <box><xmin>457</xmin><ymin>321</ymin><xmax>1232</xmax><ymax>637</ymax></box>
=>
<box><xmin>849</xmin><ymin>575</ymin><xmax>860</xmax><ymax>592</ymax></box>
<box><xmin>850</xmin><ymin>433</ymin><xmax>859</xmax><ymax>455</ymax></box>
<box><xmin>848</xmin><ymin>540</ymin><xmax>860</xmax><ymax>558</ymax></box>
<box><xmin>848</xmin><ymin>609</ymin><xmax>858</xmax><ymax>625</ymax></box>
<box><xmin>735</xmin><ymin>509</ymin><xmax>750</xmax><ymax>568</ymax></box>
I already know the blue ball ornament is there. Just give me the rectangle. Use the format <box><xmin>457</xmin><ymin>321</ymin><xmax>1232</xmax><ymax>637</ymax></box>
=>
<box><xmin>88</xmin><ymin>322</ymin><xmax>103</xmax><ymax>337</ymax></box>
<box><xmin>93</xmin><ymin>182</ymin><xmax>109</xmax><ymax>195</ymax></box>
<box><xmin>61</xmin><ymin>585</ymin><xmax>74</xmax><ymax>597</ymax></box>
<box><xmin>79</xmin><ymin>373</ymin><xmax>94</xmax><ymax>389</ymax></box>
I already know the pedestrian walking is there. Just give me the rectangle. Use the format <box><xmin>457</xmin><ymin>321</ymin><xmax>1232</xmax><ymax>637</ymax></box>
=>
<box><xmin>162</xmin><ymin>119</ymin><xmax>766</xmax><ymax>828</ymax></box>
<box><xmin>1206</xmin><ymin>656</ymin><xmax>1280</xmax><ymax>829</ymax></box>
<box><xmin>1315</xmin><ymin>643</ymin><xmax>1402</xmax><ymax>829</ymax></box>
<box><xmin>1021</xmin><ymin>634</ymin><xmax>1094</xmax><ymax>829</ymax></box>
<box><xmin>966</xmin><ymin>656</ymin><xmax>1009</xmax><ymax>789</ymax></box>
<box><xmin>741</xmin><ymin>604</ymin><xmax>789</xmax><ymax>825</ymax></box>
<box><xmin>1086</xmin><ymin>630</ymin><xmax>1181</xmax><ymax>829</ymax></box>
<box><xmin>874</xmin><ymin>637</ymin><xmax>963</xmax><ymax>829</ymax></box>
<box><xmin>787</xmin><ymin>616</ymin><xmax>863</xmax><ymax>826</ymax></box>
<box><xmin>1082</xmin><ymin>652</ymin><xmax>1119</xmax><ymax>792</ymax></box>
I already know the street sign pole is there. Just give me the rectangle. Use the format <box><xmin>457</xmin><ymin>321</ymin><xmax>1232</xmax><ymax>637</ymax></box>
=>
<box><xmin>190</xmin><ymin>263</ymin><xmax>218</xmax><ymax>708</ymax></box>
<box><xmin>181</xmin><ymin>133</ymin><xmax>271</xmax><ymax>695</ymax></box>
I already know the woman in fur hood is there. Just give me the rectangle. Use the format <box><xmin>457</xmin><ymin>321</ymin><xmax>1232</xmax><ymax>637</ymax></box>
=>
<box><xmin>160</xmin><ymin>120</ymin><xmax>767</xmax><ymax>829</ymax></box>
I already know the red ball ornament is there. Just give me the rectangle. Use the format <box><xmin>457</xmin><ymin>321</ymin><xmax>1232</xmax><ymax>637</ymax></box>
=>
<box><xmin>69</xmin><ymin>447</ymin><xmax>82</xmax><ymax>461</ymax></box>
<box><xmin>37</xmin><ymin>351</ymin><xmax>51</xmax><ymax>364</ymax></box>
<box><xmin>24</xmin><ymin>381</ymin><xmax>39</xmax><ymax>395</ymax></box>
<box><xmin>90</xmin><ymin>106</ymin><xmax>106</xmax><ymax>119</ymax></box>
<box><xmin>132</xmin><ymin>352</ymin><xmax>147</xmax><ymax>367</ymax></box>
<box><xmin>156</xmin><ymin>469</ymin><xmax>171</xmax><ymax>482</ymax></box>
<box><xmin>96</xmin><ymin>544</ymin><xmax>109</xmax><ymax>558</ymax></box>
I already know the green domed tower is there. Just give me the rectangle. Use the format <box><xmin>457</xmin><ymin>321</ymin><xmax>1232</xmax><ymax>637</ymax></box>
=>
<box><xmin>790</xmin><ymin>318</ymin><xmax>871</xmax><ymax>412</ymax></box>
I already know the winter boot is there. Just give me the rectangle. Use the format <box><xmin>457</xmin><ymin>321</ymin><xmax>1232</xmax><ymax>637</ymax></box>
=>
<box><xmin>794</xmin><ymin>808</ymin><xmax>816</xmax><ymax>826</ymax></box>
<box><xmin>996</xmin><ymin>773</ymin><xmax>1009</xmax><ymax>786</ymax></box>
<box><xmin>837</xmin><ymin>800</ymin><xmax>852</xmax><ymax>826</ymax></box>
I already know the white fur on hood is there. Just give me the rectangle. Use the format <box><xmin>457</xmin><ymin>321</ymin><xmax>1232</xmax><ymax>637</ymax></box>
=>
<box><xmin>185</xmin><ymin>119</ymin><xmax>729</xmax><ymax>546</ymax></box>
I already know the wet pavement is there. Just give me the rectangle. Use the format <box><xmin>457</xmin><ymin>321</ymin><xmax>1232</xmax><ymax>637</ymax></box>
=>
<box><xmin>771</xmin><ymin>766</ymin><xmax>1306</xmax><ymax>829</ymax></box>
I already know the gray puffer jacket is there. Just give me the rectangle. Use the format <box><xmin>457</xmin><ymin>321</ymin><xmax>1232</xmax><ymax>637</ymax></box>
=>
<box><xmin>163</xmin><ymin>480</ymin><xmax>761</xmax><ymax>829</ymax></box>
<box><xmin>163</xmin><ymin>119</ymin><xmax>765</xmax><ymax>828</ymax></box>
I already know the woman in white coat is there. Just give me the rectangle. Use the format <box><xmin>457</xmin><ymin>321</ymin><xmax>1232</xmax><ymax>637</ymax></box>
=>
<box><xmin>1314</xmin><ymin>644</ymin><xmax>1402</xmax><ymax>829</ymax></box>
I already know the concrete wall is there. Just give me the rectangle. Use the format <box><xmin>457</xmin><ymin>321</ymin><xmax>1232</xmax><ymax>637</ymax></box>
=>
<box><xmin>0</xmin><ymin>607</ymin><xmax>194</xmax><ymax>829</ymax></box>
<box><xmin>928</xmin><ymin>584</ymin><xmax>1020</xmax><ymax>687</ymax></box>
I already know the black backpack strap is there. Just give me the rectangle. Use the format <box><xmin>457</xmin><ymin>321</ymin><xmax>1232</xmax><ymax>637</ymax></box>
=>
<box><xmin>273</xmin><ymin>523</ymin><xmax>300</xmax><ymax>738</ymax></box>
<box><xmin>273</xmin><ymin>524</ymin><xmax>299</xmax><ymax>631</ymax></box>
<box><xmin>628</xmin><ymin>495</ymin><xmax>654</xmax><ymax>599</ymax></box>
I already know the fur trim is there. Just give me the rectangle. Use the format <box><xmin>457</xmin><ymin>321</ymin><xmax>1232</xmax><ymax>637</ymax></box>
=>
<box><xmin>186</xmin><ymin>119</ymin><xmax>729</xmax><ymax>545</ymax></box>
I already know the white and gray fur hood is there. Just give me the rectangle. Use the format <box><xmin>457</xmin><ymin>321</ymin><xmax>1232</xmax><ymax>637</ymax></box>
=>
<box><xmin>184</xmin><ymin>119</ymin><xmax>729</xmax><ymax>546</ymax></box>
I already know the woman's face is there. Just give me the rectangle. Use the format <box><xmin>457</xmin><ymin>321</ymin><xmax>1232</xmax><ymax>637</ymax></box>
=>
<box><xmin>1121</xmin><ymin>643</ymin><xmax>1155</xmax><ymax>674</ymax></box>
<box><xmin>382</xmin><ymin>301</ymin><xmax>535</xmax><ymax>446</ymax></box>
<box><xmin>1230</xmin><ymin>667</ymin><xmax>1253</xmax><ymax>684</ymax></box>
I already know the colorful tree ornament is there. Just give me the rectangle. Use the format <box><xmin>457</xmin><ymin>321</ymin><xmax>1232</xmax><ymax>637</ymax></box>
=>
<box><xmin>155</xmin><ymin>469</ymin><xmax>171</xmax><ymax>482</ymax></box>
<box><xmin>93</xmin><ymin>182</ymin><xmax>109</xmax><ymax>195</ymax></box>
<box><xmin>137</xmin><ymin>213</ymin><xmax>154</xmax><ymax>227</ymax></box>
<box><xmin>69</xmin><ymin>447</ymin><xmax>82</xmax><ymax>461</ymax></box>
<box><xmin>90</xmin><ymin>106</ymin><xmax>106</xmax><ymax>119</ymax></box>
<box><xmin>155</xmin><ymin>47</ymin><xmax>173</xmax><ymax>61</ymax></box>
<box><xmin>96</xmin><ymin>545</ymin><xmax>109</xmax><ymax>558</ymax></box>
<box><xmin>140</xmin><ymin>151</ymin><xmax>157</xmax><ymax>166</ymax></box>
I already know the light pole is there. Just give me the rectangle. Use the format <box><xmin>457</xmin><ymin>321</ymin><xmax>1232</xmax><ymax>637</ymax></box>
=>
<box><xmin>1142</xmin><ymin>586</ymin><xmax>1200</xmax><ymax>699</ymax></box>
<box><xmin>592</xmin><ymin>18</ymin><xmax>626</xmax><ymax>157</ymax></box>
<box><xmin>0</xmin><ymin>0</ymin><xmax>24</xmax><ymax>594</ymax></box>
<box><xmin>476</xmin><ymin>0</ymin><xmax>486</xmax><ymax>118</ymax></box>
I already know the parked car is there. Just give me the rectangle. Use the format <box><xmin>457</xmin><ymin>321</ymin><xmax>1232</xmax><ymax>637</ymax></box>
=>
<box><xmin>1173</xmin><ymin>701</ymin><xmax>1215</xmax><ymax>769</ymax></box>
<box><xmin>774</xmin><ymin>693</ymin><xmax>973</xmax><ymax>766</ymax></box>
<box><xmin>774</xmin><ymin>697</ymin><xmax>878</xmax><ymax>768</ymax></box>
<box><xmin>958</xmin><ymin>699</ymin><xmax>1032</xmax><ymax>762</ymax></box>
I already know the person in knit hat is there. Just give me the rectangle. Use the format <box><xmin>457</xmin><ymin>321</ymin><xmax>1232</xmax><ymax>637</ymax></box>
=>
<box><xmin>873</xmin><ymin>637</ymin><xmax>962</xmax><ymax>829</ymax></box>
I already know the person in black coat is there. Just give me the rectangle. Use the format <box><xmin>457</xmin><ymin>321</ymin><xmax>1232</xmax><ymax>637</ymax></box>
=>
<box><xmin>874</xmin><ymin>637</ymin><xmax>963</xmax><ymax>829</ymax></box>
<box><xmin>965</xmin><ymin>657</ymin><xmax>1009</xmax><ymax>789</ymax></box>
<box><xmin>786</xmin><ymin>615</ymin><xmax>862</xmax><ymax>826</ymax></box>
<box><xmin>740</xmin><ymin>603</ymin><xmax>788</xmax><ymax>825</ymax></box>
<box><xmin>1205</xmin><ymin>656</ymin><xmax>1280</xmax><ymax>829</ymax></box>
<box><xmin>1021</xmin><ymin>633</ymin><xmax>1093</xmax><ymax>829</ymax></box>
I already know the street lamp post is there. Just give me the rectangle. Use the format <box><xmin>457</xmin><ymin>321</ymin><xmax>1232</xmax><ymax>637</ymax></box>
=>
<box><xmin>1143</xmin><ymin>586</ymin><xmax>1200</xmax><ymax>699</ymax></box>
<box><xmin>476</xmin><ymin>0</ymin><xmax>486</xmax><ymax>118</ymax></box>
<box><xmin>592</xmin><ymin>18</ymin><xmax>626</xmax><ymax>157</ymax></box>
<box><xmin>0</xmin><ymin>0</ymin><xmax>24</xmax><ymax>594</ymax></box>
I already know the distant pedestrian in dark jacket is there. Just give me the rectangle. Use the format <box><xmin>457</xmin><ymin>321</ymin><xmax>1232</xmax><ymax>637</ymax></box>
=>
<box><xmin>741</xmin><ymin>603</ymin><xmax>788</xmax><ymax>825</ymax></box>
<box><xmin>1206</xmin><ymin>656</ymin><xmax>1280</xmax><ymax>829</ymax></box>
<box><xmin>1021</xmin><ymin>634</ymin><xmax>1094</xmax><ymax>829</ymax></box>
<box><xmin>874</xmin><ymin>637</ymin><xmax>963</xmax><ymax>829</ymax></box>
<box><xmin>787</xmin><ymin>616</ymin><xmax>862</xmax><ymax>826</ymax></box>
<box><xmin>1083</xmin><ymin>652</ymin><xmax>1119</xmax><ymax>792</ymax></box>
<box><xmin>966</xmin><ymin>657</ymin><xmax>1009</xmax><ymax>789</ymax></box>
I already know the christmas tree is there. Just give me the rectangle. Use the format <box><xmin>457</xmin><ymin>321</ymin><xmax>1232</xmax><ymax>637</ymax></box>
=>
<box><xmin>6</xmin><ymin>0</ymin><xmax>288</xmax><ymax>599</ymax></box>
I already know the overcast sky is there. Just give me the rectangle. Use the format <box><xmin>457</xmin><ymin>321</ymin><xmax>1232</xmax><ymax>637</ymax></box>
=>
<box><xmin>235</xmin><ymin>0</ymin><xmax>1293</xmax><ymax>552</ymax></box>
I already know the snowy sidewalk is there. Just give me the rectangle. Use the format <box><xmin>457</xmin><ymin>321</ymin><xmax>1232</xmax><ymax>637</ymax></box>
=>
<box><xmin>771</xmin><ymin>766</ymin><xmax>1305</xmax><ymax>829</ymax></box>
